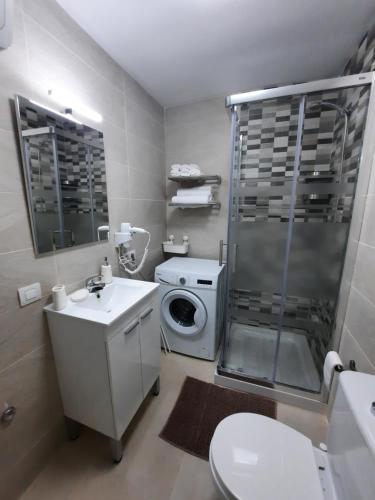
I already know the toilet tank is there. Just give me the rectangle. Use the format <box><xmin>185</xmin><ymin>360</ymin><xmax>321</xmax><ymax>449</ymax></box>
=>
<box><xmin>327</xmin><ymin>371</ymin><xmax>375</xmax><ymax>500</ymax></box>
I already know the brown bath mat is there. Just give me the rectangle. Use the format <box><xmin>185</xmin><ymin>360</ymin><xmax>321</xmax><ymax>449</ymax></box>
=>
<box><xmin>159</xmin><ymin>376</ymin><xmax>276</xmax><ymax>460</ymax></box>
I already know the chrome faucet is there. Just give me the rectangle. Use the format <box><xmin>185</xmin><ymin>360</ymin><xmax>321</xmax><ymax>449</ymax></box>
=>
<box><xmin>86</xmin><ymin>275</ymin><xmax>105</xmax><ymax>293</ymax></box>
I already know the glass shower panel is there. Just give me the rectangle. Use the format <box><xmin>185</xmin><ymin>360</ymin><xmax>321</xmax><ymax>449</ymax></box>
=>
<box><xmin>274</xmin><ymin>86</ymin><xmax>371</xmax><ymax>392</ymax></box>
<box><xmin>223</xmin><ymin>96</ymin><xmax>301</xmax><ymax>383</ymax></box>
<box><xmin>23</xmin><ymin>132</ymin><xmax>62</xmax><ymax>253</ymax></box>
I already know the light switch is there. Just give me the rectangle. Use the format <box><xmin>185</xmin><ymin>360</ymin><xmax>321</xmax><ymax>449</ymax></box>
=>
<box><xmin>18</xmin><ymin>283</ymin><xmax>42</xmax><ymax>307</ymax></box>
<box><xmin>25</xmin><ymin>289</ymin><xmax>37</xmax><ymax>300</ymax></box>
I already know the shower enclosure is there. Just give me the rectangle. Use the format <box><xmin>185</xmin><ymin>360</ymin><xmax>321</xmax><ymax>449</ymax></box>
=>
<box><xmin>218</xmin><ymin>73</ymin><xmax>375</xmax><ymax>403</ymax></box>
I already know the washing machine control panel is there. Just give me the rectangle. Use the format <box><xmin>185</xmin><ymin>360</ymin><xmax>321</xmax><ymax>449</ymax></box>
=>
<box><xmin>155</xmin><ymin>270</ymin><xmax>219</xmax><ymax>289</ymax></box>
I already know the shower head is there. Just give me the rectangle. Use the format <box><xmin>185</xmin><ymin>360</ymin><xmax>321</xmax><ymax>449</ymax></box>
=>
<box><xmin>306</xmin><ymin>100</ymin><xmax>350</xmax><ymax>116</ymax></box>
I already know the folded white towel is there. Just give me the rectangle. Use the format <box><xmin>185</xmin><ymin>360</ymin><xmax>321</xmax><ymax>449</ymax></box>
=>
<box><xmin>171</xmin><ymin>194</ymin><xmax>213</xmax><ymax>204</ymax></box>
<box><xmin>178</xmin><ymin>171</ymin><xmax>201</xmax><ymax>177</ymax></box>
<box><xmin>177</xmin><ymin>186</ymin><xmax>214</xmax><ymax>196</ymax></box>
<box><xmin>169</xmin><ymin>163</ymin><xmax>202</xmax><ymax>177</ymax></box>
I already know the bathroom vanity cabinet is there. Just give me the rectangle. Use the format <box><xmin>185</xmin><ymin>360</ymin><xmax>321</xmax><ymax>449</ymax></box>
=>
<box><xmin>45</xmin><ymin>281</ymin><xmax>160</xmax><ymax>463</ymax></box>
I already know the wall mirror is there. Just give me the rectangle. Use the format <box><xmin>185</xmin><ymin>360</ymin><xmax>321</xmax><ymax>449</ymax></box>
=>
<box><xmin>15</xmin><ymin>95</ymin><xmax>109</xmax><ymax>256</ymax></box>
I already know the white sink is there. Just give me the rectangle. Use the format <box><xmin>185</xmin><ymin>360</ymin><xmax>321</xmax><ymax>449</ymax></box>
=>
<box><xmin>44</xmin><ymin>277</ymin><xmax>159</xmax><ymax>325</ymax></box>
<box><xmin>78</xmin><ymin>282</ymin><xmax>145</xmax><ymax>313</ymax></box>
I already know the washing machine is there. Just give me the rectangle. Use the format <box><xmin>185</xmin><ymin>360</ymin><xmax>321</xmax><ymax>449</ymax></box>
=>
<box><xmin>154</xmin><ymin>257</ymin><xmax>225</xmax><ymax>361</ymax></box>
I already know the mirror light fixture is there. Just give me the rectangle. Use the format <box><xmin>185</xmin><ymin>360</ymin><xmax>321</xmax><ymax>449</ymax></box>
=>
<box><xmin>29</xmin><ymin>99</ymin><xmax>82</xmax><ymax>124</ymax></box>
<box><xmin>48</xmin><ymin>88</ymin><xmax>103</xmax><ymax>123</ymax></box>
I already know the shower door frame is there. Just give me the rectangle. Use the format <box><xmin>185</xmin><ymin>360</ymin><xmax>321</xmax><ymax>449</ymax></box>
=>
<box><xmin>218</xmin><ymin>71</ymin><xmax>375</xmax><ymax>409</ymax></box>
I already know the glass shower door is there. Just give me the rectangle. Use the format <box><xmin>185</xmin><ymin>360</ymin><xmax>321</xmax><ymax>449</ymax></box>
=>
<box><xmin>274</xmin><ymin>86</ymin><xmax>371</xmax><ymax>392</ymax></box>
<box><xmin>224</xmin><ymin>95</ymin><xmax>302</xmax><ymax>384</ymax></box>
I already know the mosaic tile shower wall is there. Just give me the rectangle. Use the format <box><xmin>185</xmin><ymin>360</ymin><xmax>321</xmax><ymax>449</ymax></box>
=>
<box><xmin>236</xmin><ymin>90</ymin><xmax>357</xmax><ymax>223</ymax></box>
<box><xmin>344</xmin><ymin>23</ymin><xmax>375</xmax><ymax>75</ymax></box>
<box><xmin>20</xmin><ymin>100</ymin><xmax>108</xmax><ymax>218</ymax></box>
<box><xmin>230</xmin><ymin>83</ymin><xmax>370</xmax><ymax>389</ymax></box>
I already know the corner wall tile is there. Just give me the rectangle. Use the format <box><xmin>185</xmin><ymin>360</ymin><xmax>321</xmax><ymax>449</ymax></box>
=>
<box><xmin>0</xmin><ymin>422</ymin><xmax>64</xmax><ymax>500</ymax></box>
<box><xmin>339</xmin><ymin>326</ymin><xmax>375</xmax><ymax>374</ymax></box>
<box><xmin>0</xmin><ymin>249</ymin><xmax>57</xmax><ymax>314</ymax></box>
<box><xmin>0</xmin><ymin>129</ymin><xmax>24</xmax><ymax>193</ymax></box>
<box><xmin>126</xmin><ymin>100</ymin><xmax>164</xmax><ymax>152</ymax></box>
<box><xmin>352</xmin><ymin>242</ymin><xmax>375</xmax><ymax>304</ymax></box>
<box><xmin>360</xmin><ymin>195</ymin><xmax>375</xmax><ymax>246</ymax></box>
<box><xmin>0</xmin><ymin>297</ymin><xmax>49</xmax><ymax>372</ymax></box>
<box><xmin>127</xmin><ymin>131</ymin><xmax>165</xmax><ymax>175</ymax></box>
<box><xmin>103</xmin><ymin>123</ymin><xmax>128</xmax><ymax>164</ymax></box>
<box><xmin>24</xmin><ymin>15</ymin><xmax>126</xmax><ymax>130</ymax></box>
<box><xmin>21</xmin><ymin>0</ymin><xmax>124</xmax><ymax>93</ymax></box>
<box><xmin>54</xmin><ymin>241</ymin><xmax>112</xmax><ymax>286</ymax></box>
<box><xmin>108</xmin><ymin>198</ymin><xmax>131</xmax><ymax>235</ymax></box>
<box><xmin>124</xmin><ymin>73</ymin><xmax>164</xmax><ymax>124</ymax></box>
<box><xmin>344</xmin><ymin>286</ymin><xmax>375</xmax><ymax>363</ymax></box>
<box><xmin>0</xmin><ymin>192</ymin><xmax>33</xmax><ymax>253</ymax></box>
<box><xmin>0</xmin><ymin>7</ymin><xmax>27</xmax><ymax>76</ymax></box>
<box><xmin>106</xmin><ymin>160</ymin><xmax>129</xmax><ymax>199</ymax></box>
<box><xmin>129</xmin><ymin>166</ymin><xmax>166</xmax><ymax>201</ymax></box>
<box><xmin>130</xmin><ymin>199</ymin><xmax>166</xmax><ymax>228</ymax></box>
<box><xmin>0</xmin><ymin>345</ymin><xmax>63</xmax><ymax>483</ymax></box>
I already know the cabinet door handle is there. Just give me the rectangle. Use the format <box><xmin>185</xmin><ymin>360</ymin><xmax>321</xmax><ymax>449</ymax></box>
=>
<box><xmin>140</xmin><ymin>307</ymin><xmax>153</xmax><ymax>320</ymax></box>
<box><xmin>124</xmin><ymin>320</ymin><xmax>139</xmax><ymax>335</ymax></box>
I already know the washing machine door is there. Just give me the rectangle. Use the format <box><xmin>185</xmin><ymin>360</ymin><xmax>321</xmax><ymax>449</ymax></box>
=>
<box><xmin>161</xmin><ymin>289</ymin><xmax>207</xmax><ymax>336</ymax></box>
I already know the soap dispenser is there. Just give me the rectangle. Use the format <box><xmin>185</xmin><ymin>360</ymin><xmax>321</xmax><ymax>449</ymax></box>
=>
<box><xmin>101</xmin><ymin>257</ymin><xmax>113</xmax><ymax>284</ymax></box>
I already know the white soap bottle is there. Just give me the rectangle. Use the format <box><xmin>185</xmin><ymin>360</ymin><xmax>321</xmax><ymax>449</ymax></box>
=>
<box><xmin>101</xmin><ymin>257</ymin><xmax>113</xmax><ymax>284</ymax></box>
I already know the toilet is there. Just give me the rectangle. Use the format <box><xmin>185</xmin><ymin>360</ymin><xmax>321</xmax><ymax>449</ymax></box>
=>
<box><xmin>209</xmin><ymin>371</ymin><xmax>375</xmax><ymax>500</ymax></box>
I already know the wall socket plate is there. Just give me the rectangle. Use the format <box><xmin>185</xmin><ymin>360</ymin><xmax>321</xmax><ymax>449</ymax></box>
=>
<box><xmin>18</xmin><ymin>282</ymin><xmax>42</xmax><ymax>307</ymax></box>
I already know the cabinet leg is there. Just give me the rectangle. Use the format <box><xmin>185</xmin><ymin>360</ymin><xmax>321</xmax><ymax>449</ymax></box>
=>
<box><xmin>152</xmin><ymin>376</ymin><xmax>160</xmax><ymax>396</ymax></box>
<box><xmin>65</xmin><ymin>417</ymin><xmax>81</xmax><ymax>441</ymax></box>
<box><xmin>110</xmin><ymin>438</ymin><xmax>123</xmax><ymax>464</ymax></box>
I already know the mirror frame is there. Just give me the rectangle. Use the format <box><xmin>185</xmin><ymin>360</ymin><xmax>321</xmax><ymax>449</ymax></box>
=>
<box><xmin>14</xmin><ymin>94</ymin><xmax>109</xmax><ymax>257</ymax></box>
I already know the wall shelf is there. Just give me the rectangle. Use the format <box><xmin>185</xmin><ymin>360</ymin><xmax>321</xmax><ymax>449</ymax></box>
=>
<box><xmin>168</xmin><ymin>174</ymin><xmax>221</xmax><ymax>184</ymax></box>
<box><xmin>168</xmin><ymin>174</ymin><xmax>221</xmax><ymax>210</ymax></box>
<box><xmin>168</xmin><ymin>201</ymin><xmax>221</xmax><ymax>209</ymax></box>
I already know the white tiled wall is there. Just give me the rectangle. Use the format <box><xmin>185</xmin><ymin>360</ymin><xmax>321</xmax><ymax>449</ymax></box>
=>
<box><xmin>165</xmin><ymin>97</ymin><xmax>231</xmax><ymax>259</ymax></box>
<box><xmin>0</xmin><ymin>1</ymin><xmax>165</xmax><ymax>498</ymax></box>
<box><xmin>339</xmin><ymin>158</ymin><xmax>375</xmax><ymax>374</ymax></box>
<box><xmin>336</xmin><ymin>24</ymin><xmax>375</xmax><ymax>375</ymax></box>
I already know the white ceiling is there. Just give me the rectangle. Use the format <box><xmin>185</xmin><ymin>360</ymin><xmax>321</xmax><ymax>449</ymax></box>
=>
<box><xmin>56</xmin><ymin>0</ymin><xmax>375</xmax><ymax>108</ymax></box>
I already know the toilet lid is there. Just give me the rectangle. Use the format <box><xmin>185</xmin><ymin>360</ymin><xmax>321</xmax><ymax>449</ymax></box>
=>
<box><xmin>210</xmin><ymin>413</ymin><xmax>324</xmax><ymax>500</ymax></box>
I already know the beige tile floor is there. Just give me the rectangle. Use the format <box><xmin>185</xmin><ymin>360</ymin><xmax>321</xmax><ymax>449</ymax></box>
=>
<box><xmin>21</xmin><ymin>352</ymin><xmax>328</xmax><ymax>500</ymax></box>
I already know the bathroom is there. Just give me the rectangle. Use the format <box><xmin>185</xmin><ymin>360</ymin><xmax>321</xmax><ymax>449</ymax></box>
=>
<box><xmin>1</xmin><ymin>0</ymin><xmax>375</xmax><ymax>498</ymax></box>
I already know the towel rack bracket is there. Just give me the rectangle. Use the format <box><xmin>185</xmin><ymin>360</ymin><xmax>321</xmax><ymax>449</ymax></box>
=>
<box><xmin>168</xmin><ymin>175</ymin><xmax>221</xmax><ymax>185</ymax></box>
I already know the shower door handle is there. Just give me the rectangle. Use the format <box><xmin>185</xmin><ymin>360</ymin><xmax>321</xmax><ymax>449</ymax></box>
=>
<box><xmin>219</xmin><ymin>240</ymin><xmax>227</xmax><ymax>266</ymax></box>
